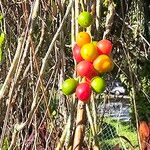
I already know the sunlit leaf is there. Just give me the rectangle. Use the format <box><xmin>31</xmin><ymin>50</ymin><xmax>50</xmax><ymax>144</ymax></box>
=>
<box><xmin>0</xmin><ymin>14</ymin><xmax>3</xmax><ymax>23</ymax></box>
<box><xmin>0</xmin><ymin>47</ymin><xmax>2</xmax><ymax>62</ymax></box>
<box><xmin>2</xmin><ymin>137</ymin><xmax>9</xmax><ymax>150</ymax></box>
<box><xmin>0</xmin><ymin>33</ymin><xmax>5</xmax><ymax>45</ymax></box>
<box><xmin>0</xmin><ymin>33</ymin><xmax>5</xmax><ymax>62</ymax></box>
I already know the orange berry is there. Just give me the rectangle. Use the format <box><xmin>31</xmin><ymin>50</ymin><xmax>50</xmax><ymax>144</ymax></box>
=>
<box><xmin>76</xmin><ymin>32</ymin><xmax>91</xmax><ymax>47</ymax></box>
<box><xmin>93</xmin><ymin>54</ymin><xmax>113</xmax><ymax>73</ymax></box>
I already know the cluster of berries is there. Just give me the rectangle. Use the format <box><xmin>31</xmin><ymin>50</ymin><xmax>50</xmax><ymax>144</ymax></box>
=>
<box><xmin>62</xmin><ymin>11</ymin><xmax>114</xmax><ymax>102</ymax></box>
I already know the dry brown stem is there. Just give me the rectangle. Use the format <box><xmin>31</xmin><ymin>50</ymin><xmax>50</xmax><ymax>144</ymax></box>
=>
<box><xmin>73</xmin><ymin>101</ymin><xmax>86</xmax><ymax>150</ymax></box>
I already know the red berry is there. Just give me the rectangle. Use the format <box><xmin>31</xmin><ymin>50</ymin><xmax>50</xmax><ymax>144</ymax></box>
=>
<box><xmin>72</xmin><ymin>44</ymin><xmax>84</xmax><ymax>63</ymax></box>
<box><xmin>97</xmin><ymin>39</ymin><xmax>112</xmax><ymax>55</ymax></box>
<box><xmin>76</xmin><ymin>83</ymin><xmax>91</xmax><ymax>101</ymax></box>
<box><xmin>76</xmin><ymin>60</ymin><xmax>98</xmax><ymax>79</ymax></box>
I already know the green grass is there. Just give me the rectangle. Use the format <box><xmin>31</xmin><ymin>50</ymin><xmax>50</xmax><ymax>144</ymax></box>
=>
<box><xmin>98</xmin><ymin>118</ymin><xmax>138</xmax><ymax>150</ymax></box>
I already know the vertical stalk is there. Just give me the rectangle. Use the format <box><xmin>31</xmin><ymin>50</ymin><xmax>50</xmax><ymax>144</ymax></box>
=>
<box><xmin>91</xmin><ymin>94</ymin><xmax>97</xmax><ymax>133</ymax></box>
<box><xmin>75</xmin><ymin>0</ymin><xmax>79</xmax><ymax>37</ymax></box>
<box><xmin>125</xmin><ymin>48</ymin><xmax>142</xmax><ymax>150</ymax></box>
<box><xmin>86</xmin><ymin>104</ymin><xmax>96</xmax><ymax>136</ymax></box>
<box><xmin>73</xmin><ymin>101</ymin><xmax>86</xmax><ymax>150</ymax></box>
<box><xmin>71</xmin><ymin>1</ymin><xmax>75</xmax><ymax>47</ymax></box>
<box><xmin>96</xmin><ymin>0</ymin><xmax>102</xmax><ymax>31</ymax></box>
<box><xmin>130</xmin><ymin>83</ymin><xmax>142</xmax><ymax>150</ymax></box>
<box><xmin>80</xmin><ymin>0</ymin><xmax>85</xmax><ymax>11</ymax></box>
<box><xmin>103</xmin><ymin>0</ymin><xmax>115</xmax><ymax>39</ymax></box>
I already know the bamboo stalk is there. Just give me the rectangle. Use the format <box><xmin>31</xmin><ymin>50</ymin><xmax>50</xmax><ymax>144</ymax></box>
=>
<box><xmin>73</xmin><ymin>101</ymin><xmax>86</xmax><ymax>150</ymax></box>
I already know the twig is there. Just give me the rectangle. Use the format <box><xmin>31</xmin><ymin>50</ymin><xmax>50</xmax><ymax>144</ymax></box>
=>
<box><xmin>80</xmin><ymin>0</ymin><xmax>85</xmax><ymax>12</ymax></box>
<box><xmin>28</xmin><ymin>0</ymin><xmax>74</xmax><ymax>128</ymax></box>
<box><xmin>116</xmin><ymin>13</ymin><xmax>150</xmax><ymax>47</ymax></box>
<box><xmin>3</xmin><ymin>1</ymin><xmax>74</xmax><ymax>149</ymax></box>
<box><xmin>91</xmin><ymin>94</ymin><xmax>97</xmax><ymax>133</ymax></box>
<box><xmin>0</xmin><ymin>33</ymin><xmax>24</xmax><ymax>100</ymax></box>
<box><xmin>103</xmin><ymin>0</ymin><xmax>115</xmax><ymax>39</ymax></box>
<box><xmin>55</xmin><ymin>114</ymin><xmax>73</xmax><ymax>150</ymax></box>
<box><xmin>86</xmin><ymin>104</ymin><xmax>96</xmax><ymax>136</ymax></box>
<box><xmin>122</xmin><ymin>42</ymin><xmax>142</xmax><ymax>150</ymax></box>
<box><xmin>95</xmin><ymin>0</ymin><xmax>102</xmax><ymax>31</ymax></box>
<box><xmin>2</xmin><ymin>0</ymin><xmax>40</xmax><ymax>148</ymax></box>
<box><xmin>75</xmin><ymin>0</ymin><xmax>79</xmax><ymax>37</ymax></box>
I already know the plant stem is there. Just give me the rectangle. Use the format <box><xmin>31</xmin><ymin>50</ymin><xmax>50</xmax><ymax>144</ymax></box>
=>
<box><xmin>73</xmin><ymin>101</ymin><xmax>86</xmax><ymax>150</ymax></box>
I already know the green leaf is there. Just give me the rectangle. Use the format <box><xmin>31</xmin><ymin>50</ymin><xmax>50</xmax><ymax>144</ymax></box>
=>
<box><xmin>0</xmin><ymin>33</ymin><xmax>5</xmax><ymax>62</ymax></box>
<box><xmin>0</xmin><ymin>14</ymin><xmax>3</xmax><ymax>23</ymax></box>
<box><xmin>0</xmin><ymin>47</ymin><xmax>2</xmax><ymax>62</ymax></box>
<box><xmin>2</xmin><ymin>137</ymin><xmax>9</xmax><ymax>150</ymax></box>
<box><xmin>52</xmin><ymin>110</ymin><xmax>57</xmax><ymax>116</ymax></box>
<box><xmin>0</xmin><ymin>33</ymin><xmax>5</xmax><ymax>45</ymax></box>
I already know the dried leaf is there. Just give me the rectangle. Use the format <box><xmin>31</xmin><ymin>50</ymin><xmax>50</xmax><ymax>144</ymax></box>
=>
<box><xmin>25</xmin><ymin>131</ymin><xmax>35</xmax><ymax>149</ymax></box>
<box><xmin>36</xmin><ymin>144</ymin><xmax>45</xmax><ymax>150</ymax></box>
<box><xmin>112</xmin><ymin>144</ymin><xmax>120</xmax><ymax>150</ymax></box>
<box><xmin>39</xmin><ymin>122</ymin><xmax>47</xmax><ymax>147</ymax></box>
<box><xmin>139</xmin><ymin>121</ymin><xmax>150</xmax><ymax>138</ymax></box>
